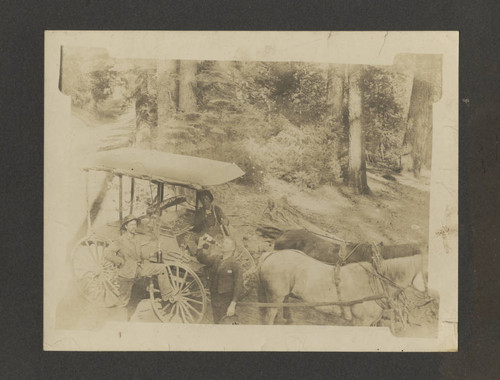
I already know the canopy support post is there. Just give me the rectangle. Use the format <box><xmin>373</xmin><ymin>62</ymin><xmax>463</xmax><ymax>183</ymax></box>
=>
<box><xmin>119</xmin><ymin>175</ymin><xmax>123</xmax><ymax>222</ymax></box>
<box><xmin>85</xmin><ymin>170</ymin><xmax>91</xmax><ymax>233</ymax></box>
<box><xmin>154</xmin><ymin>183</ymin><xmax>163</xmax><ymax>253</ymax></box>
<box><xmin>129</xmin><ymin>178</ymin><xmax>135</xmax><ymax>214</ymax></box>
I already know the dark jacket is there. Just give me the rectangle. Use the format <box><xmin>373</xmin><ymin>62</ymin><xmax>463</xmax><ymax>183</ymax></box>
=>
<box><xmin>196</xmin><ymin>248</ymin><xmax>244</xmax><ymax>303</ymax></box>
<box><xmin>192</xmin><ymin>204</ymin><xmax>227</xmax><ymax>234</ymax></box>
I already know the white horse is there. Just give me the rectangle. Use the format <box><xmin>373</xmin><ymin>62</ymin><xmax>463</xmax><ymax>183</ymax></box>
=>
<box><xmin>257</xmin><ymin>249</ymin><xmax>426</xmax><ymax>326</ymax></box>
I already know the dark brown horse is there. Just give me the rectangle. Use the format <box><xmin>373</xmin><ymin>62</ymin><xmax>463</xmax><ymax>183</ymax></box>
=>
<box><xmin>274</xmin><ymin>229</ymin><xmax>427</xmax><ymax>265</ymax></box>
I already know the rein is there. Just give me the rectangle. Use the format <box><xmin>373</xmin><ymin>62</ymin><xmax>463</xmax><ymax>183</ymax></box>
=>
<box><xmin>338</xmin><ymin>243</ymin><xmax>361</xmax><ymax>265</ymax></box>
<box><xmin>237</xmin><ymin>294</ymin><xmax>387</xmax><ymax>308</ymax></box>
<box><xmin>305</xmin><ymin>228</ymin><xmax>348</xmax><ymax>243</ymax></box>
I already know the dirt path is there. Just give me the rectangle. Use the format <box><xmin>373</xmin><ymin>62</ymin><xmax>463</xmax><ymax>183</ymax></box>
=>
<box><xmin>220</xmin><ymin>170</ymin><xmax>430</xmax><ymax>248</ymax></box>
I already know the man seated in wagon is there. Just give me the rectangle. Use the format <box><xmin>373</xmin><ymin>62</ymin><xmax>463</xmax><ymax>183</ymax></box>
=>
<box><xmin>103</xmin><ymin>214</ymin><xmax>175</xmax><ymax>308</ymax></box>
<box><xmin>192</xmin><ymin>189</ymin><xmax>230</xmax><ymax>240</ymax></box>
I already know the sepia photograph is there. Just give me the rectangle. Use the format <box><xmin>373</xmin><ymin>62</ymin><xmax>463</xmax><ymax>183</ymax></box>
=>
<box><xmin>44</xmin><ymin>31</ymin><xmax>458</xmax><ymax>351</ymax></box>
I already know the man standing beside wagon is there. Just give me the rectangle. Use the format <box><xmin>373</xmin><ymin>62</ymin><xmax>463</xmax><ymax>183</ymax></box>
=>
<box><xmin>195</xmin><ymin>234</ymin><xmax>244</xmax><ymax>324</ymax></box>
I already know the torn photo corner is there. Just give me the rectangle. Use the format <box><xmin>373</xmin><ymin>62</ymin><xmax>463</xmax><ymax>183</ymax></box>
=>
<box><xmin>44</xmin><ymin>31</ymin><xmax>458</xmax><ymax>351</ymax></box>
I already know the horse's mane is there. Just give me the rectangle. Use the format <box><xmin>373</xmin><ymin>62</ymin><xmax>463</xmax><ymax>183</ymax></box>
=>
<box><xmin>380</xmin><ymin>243</ymin><xmax>426</xmax><ymax>259</ymax></box>
<box><xmin>343</xmin><ymin>242</ymin><xmax>426</xmax><ymax>263</ymax></box>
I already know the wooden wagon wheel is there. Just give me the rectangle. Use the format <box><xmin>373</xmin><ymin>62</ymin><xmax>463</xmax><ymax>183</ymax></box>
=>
<box><xmin>71</xmin><ymin>235</ymin><xmax>120</xmax><ymax>307</ymax></box>
<box><xmin>149</xmin><ymin>262</ymin><xmax>207</xmax><ymax>324</ymax></box>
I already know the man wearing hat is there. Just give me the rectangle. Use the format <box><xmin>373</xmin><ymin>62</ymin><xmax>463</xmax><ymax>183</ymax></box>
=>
<box><xmin>103</xmin><ymin>214</ymin><xmax>174</xmax><ymax>311</ymax></box>
<box><xmin>192</xmin><ymin>190</ymin><xmax>229</xmax><ymax>239</ymax></box>
<box><xmin>195</xmin><ymin>235</ymin><xmax>244</xmax><ymax>324</ymax></box>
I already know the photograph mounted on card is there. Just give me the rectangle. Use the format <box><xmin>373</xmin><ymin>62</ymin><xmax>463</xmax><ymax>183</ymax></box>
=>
<box><xmin>44</xmin><ymin>31</ymin><xmax>458</xmax><ymax>351</ymax></box>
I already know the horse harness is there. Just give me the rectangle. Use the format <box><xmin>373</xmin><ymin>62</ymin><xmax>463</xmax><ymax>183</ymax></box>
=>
<box><xmin>334</xmin><ymin>242</ymin><xmax>410</xmax><ymax>321</ymax></box>
<box><xmin>282</xmin><ymin>245</ymin><xmax>378</xmax><ymax>321</ymax></box>
<box><xmin>251</xmin><ymin>247</ymin><xmax>432</xmax><ymax>330</ymax></box>
<box><xmin>360</xmin><ymin>243</ymin><xmax>433</xmax><ymax>329</ymax></box>
<box><xmin>332</xmin><ymin>243</ymin><xmax>361</xmax><ymax>319</ymax></box>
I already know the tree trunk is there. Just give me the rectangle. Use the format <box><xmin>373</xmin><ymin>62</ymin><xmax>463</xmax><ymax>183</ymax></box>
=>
<box><xmin>396</xmin><ymin>54</ymin><xmax>441</xmax><ymax>176</ymax></box>
<box><xmin>134</xmin><ymin>87</ymin><xmax>152</xmax><ymax>149</ymax></box>
<box><xmin>156</xmin><ymin>60</ymin><xmax>179</xmax><ymax>150</ymax></box>
<box><xmin>327</xmin><ymin>65</ymin><xmax>344</xmax><ymax>124</ymax></box>
<box><xmin>178</xmin><ymin>60</ymin><xmax>198</xmax><ymax>113</ymax></box>
<box><xmin>402</xmin><ymin>78</ymin><xmax>433</xmax><ymax>177</ymax></box>
<box><xmin>346</xmin><ymin>66</ymin><xmax>369</xmax><ymax>194</ymax></box>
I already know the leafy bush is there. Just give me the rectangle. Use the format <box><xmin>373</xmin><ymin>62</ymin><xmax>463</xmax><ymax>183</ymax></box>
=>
<box><xmin>247</xmin><ymin>123</ymin><xmax>343</xmax><ymax>189</ymax></box>
<box><xmin>212</xmin><ymin>142</ymin><xmax>265</xmax><ymax>187</ymax></box>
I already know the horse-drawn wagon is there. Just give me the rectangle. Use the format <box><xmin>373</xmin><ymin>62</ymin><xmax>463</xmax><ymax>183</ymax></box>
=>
<box><xmin>71</xmin><ymin>147</ymin><xmax>256</xmax><ymax>323</ymax></box>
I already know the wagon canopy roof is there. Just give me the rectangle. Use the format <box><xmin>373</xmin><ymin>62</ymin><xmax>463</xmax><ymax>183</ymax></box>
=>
<box><xmin>83</xmin><ymin>148</ymin><xmax>245</xmax><ymax>189</ymax></box>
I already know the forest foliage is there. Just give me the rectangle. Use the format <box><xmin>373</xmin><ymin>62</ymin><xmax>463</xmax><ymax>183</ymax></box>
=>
<box><xmin>62</xmin><ymin>47</ymin><xmax>437</xmax><ymax>190</ymax></box>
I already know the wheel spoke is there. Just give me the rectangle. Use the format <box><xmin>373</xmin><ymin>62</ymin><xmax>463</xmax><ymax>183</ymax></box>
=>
<box><xmin>89</xmin><ymin>240</ymin><xmax>99</xmax><ymax>264</ymax></box>
<box><xmin>178</xmin><ymin>301</ymin><xmax>188</xmax><ymax>323</ymax></box>
<box><xmin>80</xmin><ymin>278</ymin><xmax>94</xmax><ymax>292</ymax></box>
<box><xmin>166</xmin><ymin>265</ymin><xmax>180</xmax><ymax>292</ymax></box>
<box><xmin>84</xmin><ymin>241</ymin><xmax>96</xmax><ymax>263</ymax></box>
<box><xmin>75</xmin><ymin>269</ymin><xmax>93</xmax><ymax>279</ymax></box>
<box><xmin>161</xmin><ymin>302</ymin><xmax>176</xmax><ymax>322</ymax></box>
<box><xmin>178</xmin><ymin>302</ymin><xmax>195</xmax><ymax>323</ymax></box>
<box><xmin>170</xmin><ymin>303</ymin><xmax>179</xmax><ymax>322</ymax></box>
<box><xmin>180</xmin><ymin>280</ymin><xmax>197</xmax><ymax>294</ymax></box>
<box><xmin>178</xmin><ymin>267</ymin><xmax>189</xmax><ymax>289</ymax></box>
<box><xmin>93</xmin><ymin>242</ymin><xmax>100</xmax><ymax>263</ymax></box>
<box><xmin>161</xmin><ymin>302</ymin><xmax>174</xmax><ymax>313</ymax></box>
<box><xmin>182</xmin><ymin>290</ymin><xmax>204</xmax><ymax>299</ymax></box>
<box><xmin>97</xmin><ymin>243</ymin><xmax>105</xmax><ymax>263</ymax></box>
<box><xmin>103</xmin><ymin>277</ymin><xmax>120</xmax><ymax>296</ymax></box>
<box><xmin>181</xmin><ymin>288</ymin><xmax>203</xmax><ymax>297</ymax></box>
<box><xmin>182</xmin><ymin>300</ymin><xmax>203</xmax><ymax>316</ymax></box>
<box><xmin>183</xmin><ymin>296</ymin><xmax>204</xmax><ymax>305</ymax></box>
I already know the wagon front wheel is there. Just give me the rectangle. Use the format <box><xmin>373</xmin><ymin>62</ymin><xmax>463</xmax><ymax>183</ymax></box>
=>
<box><xmin>149</xmin><ymin>263</ymin><xmax>207</xmax><ymax>324</ymax></box>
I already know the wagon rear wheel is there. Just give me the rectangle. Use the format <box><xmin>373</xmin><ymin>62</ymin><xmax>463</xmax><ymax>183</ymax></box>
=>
<box><xmin>71</xmin><ymin>235</ymin><xmax>120</xmax><ymax>307</ymax></box>
<box><xmin>149</xmin><ymin>263</ymin><xmax>207</xmax><ymax>324</ymax></box>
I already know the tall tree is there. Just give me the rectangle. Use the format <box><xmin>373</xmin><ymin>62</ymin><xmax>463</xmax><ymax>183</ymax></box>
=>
<box><xmin>346</xmin><ymin>65</ymin><xmax>369</xmax><ymax>194</ymax></box>
<box><xmin>396</xmin><ymin>54</ymin><xmax>442</xmax><ymax>176</ymax></box>
<box><xmin>326</xmin><ymin>64</ymin><xmax>344</xmax><ymax>124</ymax></box>
<box><xmin>402</xmin><ymin>78</ymin><xmax>433</xmax><ymax>176</ymax></box>
<box><xmin>156</xmin><ymin>59</ymin><xmax>179</xmax><ymax>150</ymax></box>
<box><xmin>133</xmin><ymin>69</ymin><xmax>157</xmax><ymax>148</ymax></box>
<box><xmin>178</xmin><ymin>60</ymin><xmax>198</xmax><ymax>113</ymax></box>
